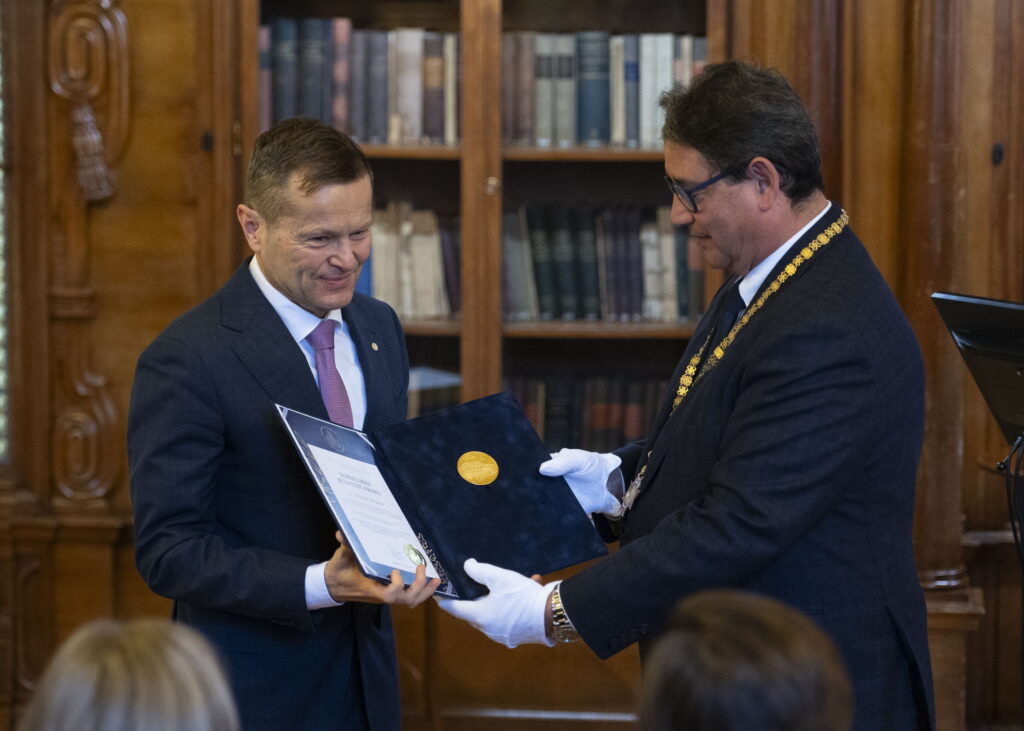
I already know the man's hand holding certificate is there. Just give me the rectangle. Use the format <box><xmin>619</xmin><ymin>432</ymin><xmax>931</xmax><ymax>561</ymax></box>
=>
<box><xmin>325</xmin><ymin>531</ymin><xmax>439</xmax><ymax>605</ymax></box>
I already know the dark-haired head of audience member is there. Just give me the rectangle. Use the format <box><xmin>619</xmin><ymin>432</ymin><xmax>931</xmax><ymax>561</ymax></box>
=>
<box><xmin>17</xmin><ymin>618</ymin><xmax>239</xmax><ymax>731</ymax></box>
<box><xmin>640</xmin><ymin>589</ymin><xmax>853</xmax><ymax>731</ymax></box>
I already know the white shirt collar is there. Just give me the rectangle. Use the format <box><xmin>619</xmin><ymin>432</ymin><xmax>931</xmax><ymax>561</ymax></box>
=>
<box><xmin>737</xmin><ymin>201</ymin><xmax>832</xmax><ymax>306</ymax></box>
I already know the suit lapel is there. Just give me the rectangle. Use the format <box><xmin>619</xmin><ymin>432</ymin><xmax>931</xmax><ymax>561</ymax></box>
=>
<box><xmin>344</xmin><ymin>296</ymin><xmax>393</xmax><ymax>433</ymax></box>
<box><xmin>632</xmin><ymin>206</ymin><xmax>847</xmax><ymax>504</ymax></box>
<box><xmin>220</xmin><ymin>263</ymin><xmax>330</xmax><ymax>420</ymax></box>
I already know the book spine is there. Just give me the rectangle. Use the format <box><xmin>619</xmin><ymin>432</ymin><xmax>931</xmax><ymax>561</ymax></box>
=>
<box><xmin>443</xmin><ymin>33</ymin><xmax>460</xmax><ymax>144</ymax></box>
<box><xmin>514</xmin><ymin>32</ymin><xmax>536</xmax><ymax>145</ymax></box>
<box><xmin>348</xmin><ymin>29</ymin><xmax>367</xmax><ymax>141</ymax></box>
<box><xmin>622</xmin><ymin>34</ymin><xmax>640</xmax><ymax>148</ymax></box>
<box><xmin>365</xmin><ymin>30</ymin><xmax>390</xmax><ymax>143</ymax></box>
<box><xmin>609</xmin><ymin>35</ymin><xmax>625</xmax><ymax>146</ymax></box>
<box><xmin>533</xmin><ymin>34</ymin><xmax>555</xmax><ymax>148</ymax></box>
<box><xmin>653</xmin><ymin>33</ymin><xmax>675</xmax><ymax>144</ymax></box>
<box><xmin>526</xmin><ymin>206</ymin><xmax>558</xmax><ymax>320</ymax></box>
<box><xmin>598</xmin><ymin>208</ymin><xmax>619</xmax><ymax>322</ymax></box>
<box><xmin>394</xmin><ymin>28</ymin><xmax>424</xmax><ymax>144</ymax></box>
<box><xmin>576</xmin><ymin>31</ymin><xmax>610</xmax><ymax>146</ymax></box>
<box><xmin>322</xmin><ymin>18</ymin><xmax>334</xmax><ymax>123</ymax></box>
<box><xmin>640</xmin><ymin>214</ymin><xmax>663</xmax><ymax>321</ymax></box>
<box><xmin>550</xmin><ymin>207</ymin><xmax>578</xmax><ymax>320</ymax></box>
<box><xmin>422</xmin><ymin>31</ymin><xmax>445</xmax><ymax>143</ymax></box>
<box><xmin>501</xmin><ymin>210</ymin><xmax>538</xmax><ymax>320</ymax></box>
<box><xmin>271</xmin><ymin>17</ymin><xmax>298</xmax><ymax>123</ymax></box>
<box><xmin>553</xmin><ymin>33</ymin><xmax>576</xmax><ymax>148</ymax></box>
<box><xmin>298</xmin><ymin>18</ymin><xmax>328</xmax><ymax>120</ymax></box>
<box><xmin>543</xmin><ymin>378</ymin><xmax>574</xmax><ymax>452</ymax></box>
<box><xmin>584</xmin><ymin>377</ymin><xmax>611</xmax><ymax>452</ymax></box>
<box><xmin>638</xmin><ymin>34</ymin><xmax>657</xmax><ymax>148</ymax></box>
<box><xmin>624</xmin><ymin>207</ymin><xmax>645</xmax><ymax>321</ymax></box>
<box><xmin>571</xmin><ymin>206</ymin><xmax>602</xmax><ymax>320</ymax></box>
<box><xmin>331</xmin><ymin>18</ymin><xmax>352</xmax><ymax>132</ymax></box>
<box><xmin>501</xmin><ymin>32</ymin><xmax>517</xmax><ymax>145</ymax></box>
<box><xmin>622</xmin><ymin>379</ymin><xmax>647</xmax><ymax>442</ymax></box>
<box><xmin>439</xmin><ymin>213</ymin><xmax>461</xmax><ymax>314</ymax></box>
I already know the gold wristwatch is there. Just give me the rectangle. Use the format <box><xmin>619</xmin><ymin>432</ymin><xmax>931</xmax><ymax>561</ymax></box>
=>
<box><xmin>549</xmin><ymin>583</ymin><xmax>580</xmax><ymax>643</ymax></box>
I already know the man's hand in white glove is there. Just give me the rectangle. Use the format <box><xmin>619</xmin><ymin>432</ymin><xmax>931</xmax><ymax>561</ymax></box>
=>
<box><xmin>540</xmin><ymin>448</ymin><xmax>623</xmax><ymax>516</ymax></box>
<box><xmin>435</xmin><ymin>559</ymin><xmax>555</xmax><ymax>648</ymax></box>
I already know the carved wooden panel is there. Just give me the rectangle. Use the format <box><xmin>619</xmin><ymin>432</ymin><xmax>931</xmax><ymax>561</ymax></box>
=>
<box><xmin>46</xmin><ymin>0</ymin><xmax>129</xmax><ymax>511</ymax></box>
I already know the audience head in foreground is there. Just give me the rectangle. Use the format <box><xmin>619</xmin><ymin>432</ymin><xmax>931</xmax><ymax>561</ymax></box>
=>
<box><xmin>641</xmin><ymin>590</ymin><xmax>853</xmax><ymax>731</ymax></box>
<box><xmin>17</xmin><ymin>618</ymin><xmax>239</xmax><ymax>731</ymax></box>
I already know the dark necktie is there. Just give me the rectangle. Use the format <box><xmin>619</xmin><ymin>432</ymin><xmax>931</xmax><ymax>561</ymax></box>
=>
<box><xmin>706</xmin><ymin>276</ymin><xmax>746</xmax><ymax>347</ymax></box>
<box><xmin>306</xmin><ymin>319</ymin><xmax>354</xmax><ymax>428</ymax></box>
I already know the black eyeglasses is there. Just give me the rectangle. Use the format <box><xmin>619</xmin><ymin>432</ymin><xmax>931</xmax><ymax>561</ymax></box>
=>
<box><xmin>664</xmin><ymin>164</ymin><xmax>745</xmax><ymax>213</ymax></box>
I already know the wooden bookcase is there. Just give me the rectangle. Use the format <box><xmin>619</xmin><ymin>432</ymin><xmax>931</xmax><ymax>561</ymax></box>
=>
<box><xmin>235</xmin><ymin>0</ymin><xmax>712</xmax><ymax>414</ymax></box>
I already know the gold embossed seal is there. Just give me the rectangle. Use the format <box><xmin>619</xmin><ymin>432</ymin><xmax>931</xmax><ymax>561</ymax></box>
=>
<box><xmin>457</xmin><ymin>451</ymin><xmax>499</xmax><ymax>485</ymax></box>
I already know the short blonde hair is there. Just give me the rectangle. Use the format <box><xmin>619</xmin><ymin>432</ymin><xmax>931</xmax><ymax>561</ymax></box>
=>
<box><xmin>17</xmin><ymin>619</ymin><xmax>239</xmax><ymax>731</ymax></box>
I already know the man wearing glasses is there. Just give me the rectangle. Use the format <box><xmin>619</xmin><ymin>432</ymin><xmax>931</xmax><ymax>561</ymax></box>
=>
<box><xmin>440</xmin><ymin>60</ymin><xmax>935</xmax><ymax>731</ymax></box>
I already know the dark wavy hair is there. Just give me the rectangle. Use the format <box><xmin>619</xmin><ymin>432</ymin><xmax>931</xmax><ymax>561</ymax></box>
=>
<box><xmin>660</xmin><ymin>60</ymin><xmax>824</xmax><ymax>203</ymax></box>
<box><xmin>244</xmin><ymin>116</ymin><xmax>372</xmax><ymax>222</ymax></box>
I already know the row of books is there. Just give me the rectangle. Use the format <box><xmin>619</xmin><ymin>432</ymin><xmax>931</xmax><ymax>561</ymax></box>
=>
<box><xmin>261</xmin><ymin>18</ymin><xmax>460</xmax><ymax>145</ymax></box>
<box><xmin>501</xmin><ymin>31</ymin><xmax>707</xmax><ymax>149</ymax></box>
<box><xmin>365</xmin><ymin>202</ymin><xmax>460</xmax><ymax>320</ymax></box>
<box><xmin>509</xmin><ymin>375</ymin><xmax>669</xmax><ymax>453</ymax></box>
<box><xmin>261</xmin><ymin>18</ymin><xmax>706</xmax><ymax>151</ymax></box>
<box><xmin>361</xmin><ymin>199</ymin><xmax>706</xmax><ymax>325</ymax></box>
<box><xmin>503</xmin><ymin>205</ymin><xmax>704</xmax><ymax>324</ymax></box>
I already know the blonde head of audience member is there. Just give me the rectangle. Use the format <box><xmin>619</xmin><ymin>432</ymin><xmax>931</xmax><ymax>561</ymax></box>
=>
<box><xmin>17</xmin><ymin>618</ymin><xmax>239</xmax><ymax>731</ymax></box>
<box><xmin>640</xmin><ymin>589</ymin><xmax>853</xmax><ymax>731</ymax></box>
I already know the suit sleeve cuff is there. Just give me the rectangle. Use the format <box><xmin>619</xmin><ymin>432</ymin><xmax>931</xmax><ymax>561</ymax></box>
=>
<box><xmin>305</xmin><ymin>561</ymin><xmax>345</xmax><ymax>610</ymax></box>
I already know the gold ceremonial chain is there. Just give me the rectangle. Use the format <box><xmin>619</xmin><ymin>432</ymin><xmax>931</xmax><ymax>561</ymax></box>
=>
<box><xmin>621</xmin><ymin>210</ymin><xmax>849</xmax><ymax>512</ymax></box>
<box><xmin>672</xmin><ymin>209</ymin><xmax>849</xmax><ymax>409</ymax></box>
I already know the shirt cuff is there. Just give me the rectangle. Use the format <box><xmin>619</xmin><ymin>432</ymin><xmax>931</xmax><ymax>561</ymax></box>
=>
<box><xmin>305</xmin><ymin>561</ymin><xmax>344</xmax><ymax>610</ymax></box>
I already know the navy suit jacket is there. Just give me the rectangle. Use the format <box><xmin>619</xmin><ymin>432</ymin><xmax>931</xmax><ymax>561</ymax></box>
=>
<box><xmin>562</xmin><ymin>206</ymin><xmax>935</xmax><ymax>730</ymax></box>
<box><xmin>129</xmin><ymin>261</ymin><xmax>409</xmax><ymax>731</ymax></box>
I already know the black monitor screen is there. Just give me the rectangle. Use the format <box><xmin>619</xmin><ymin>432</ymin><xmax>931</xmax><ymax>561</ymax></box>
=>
<box><xmin>933</xmin><ymin>291</ymin><xmax>1024</xmax><ymax>445</ymax></box>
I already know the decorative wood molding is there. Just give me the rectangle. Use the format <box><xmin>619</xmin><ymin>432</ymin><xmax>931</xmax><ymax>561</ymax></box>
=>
<box><xmin>45</xmin><ymin>0</ymin><xmax>129</xmax><ymax>510</ymax></box>
<box><xmin>47</xmin><ymin>0</ymin><xmax>129</xmax><ymax>200</ymax></box>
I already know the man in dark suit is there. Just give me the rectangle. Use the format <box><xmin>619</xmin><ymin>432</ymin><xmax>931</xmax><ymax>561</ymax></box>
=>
<box><xmin>129</xmin><ymin>118</ymin><xmax>438</xmax><ymax>731</ymax></box>
<box><xmin>439</xmin><ymin>61</ymin><xmax>935</xmax><ymax>730</ymax></box>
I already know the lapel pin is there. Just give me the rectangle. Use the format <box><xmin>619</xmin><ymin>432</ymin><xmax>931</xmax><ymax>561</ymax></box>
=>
<box><xmin>371</xmin><ymin>342</ymin><xmax>379</xmax><ymax>351</ymax></box>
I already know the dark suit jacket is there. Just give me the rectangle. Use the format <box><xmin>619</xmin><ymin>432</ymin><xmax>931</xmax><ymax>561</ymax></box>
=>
<box><xmin>128</xmin><ymin>261</ymin><xmax>410</xmax><ymax>731</ymax></box>
<box><xmin>562</xmin><ymin>206</ymin><xmax>935</xmax><ymax>730</ymax></box>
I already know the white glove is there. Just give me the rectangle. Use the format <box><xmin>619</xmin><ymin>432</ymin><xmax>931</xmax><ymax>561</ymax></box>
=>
<box><xmin>540</xmin><ymin>448</ymin><xmax>623</xmax><ymax>516</ymax></box>
<box><xmin>435</xmin><ymin>559</ymin><xmax>555</xmax><ymax>648</ymax></box>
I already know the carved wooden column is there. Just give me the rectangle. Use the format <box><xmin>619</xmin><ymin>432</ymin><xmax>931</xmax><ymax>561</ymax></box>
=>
<box><xmin>37</xmin><ymin>0</ymin><xmax>130</xmax><ymax>669</ymax></box>
<box><xmin>899</xmin><ymin>1</ymin><xmax>983</xmax><ymax>729</ymax></box>
<box><xmin>46</xmin><ymin>0</ymin><xmax>127</xmax><ymax>514</ymax></box>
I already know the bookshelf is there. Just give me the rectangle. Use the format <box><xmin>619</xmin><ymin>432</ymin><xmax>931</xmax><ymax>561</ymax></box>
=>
<box><xmin>240</xmin><ymin>0</ymin><xmax>713</xmax><ymax>419</ymax></box>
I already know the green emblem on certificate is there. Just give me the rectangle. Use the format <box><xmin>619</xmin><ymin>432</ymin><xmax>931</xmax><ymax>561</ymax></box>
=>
<box><xmin>457</xmin><ymin>451</ymin><xmax>499</xmax><ymax>485</ymax></box>
<box><xmin>404</xmin><ymin>544</ymin><xmax>426</xmax><ymax>566</ymax></box>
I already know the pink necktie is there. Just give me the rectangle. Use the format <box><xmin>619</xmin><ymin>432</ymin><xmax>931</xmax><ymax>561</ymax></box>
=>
<box><xmin>306</xmin><ymin>319</ymin><xmax>354</xmax><ymax>428</ymax></box>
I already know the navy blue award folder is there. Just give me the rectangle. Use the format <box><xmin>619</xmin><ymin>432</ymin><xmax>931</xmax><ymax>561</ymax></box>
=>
<box><xmin>277</xmin><ymin>391</ymin><xmax>607</xmax><ymax>599</ymax></box>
